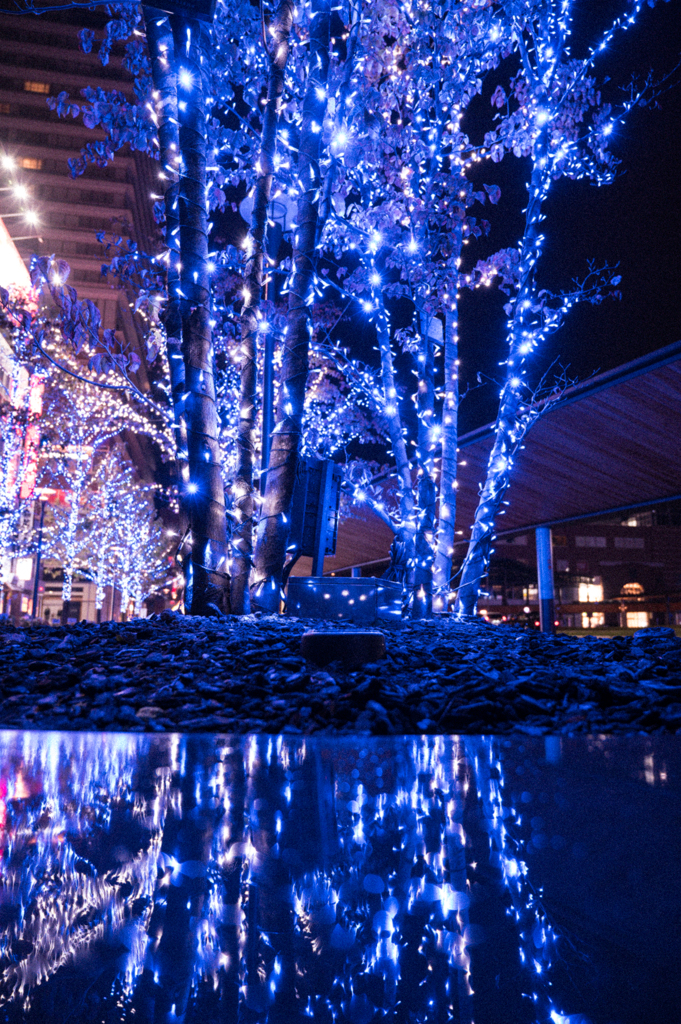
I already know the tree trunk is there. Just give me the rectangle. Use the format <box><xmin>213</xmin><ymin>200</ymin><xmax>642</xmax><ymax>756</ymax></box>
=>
<box><xmin>170</xmin><ymin>15</ymin><xmax>229</xmax><ymax>615</ymax></box>
<box><xmin>433</xmin><ymin>309</ymin><xmax>459</xmax><ymax>609</ymax></box>
<box><xmin>150</xmin><ymin>736</ymin><xmax>219</xmax><ymax>1022</ymax></box>
<box><xmin>377</xmin><ymin>296</ymin><xmax>415</xmax><ymax>530</ymax></box>
<box><xmin>143</xmin><ymin>9</ymin><xmax>191</xmax><ymax>539</ymax></box>
<box><xmin>231</xmin><ymin>0</ymin><xmax>295</xmax><ymax>615</ymax></box>
<box><xmin>455</xmin><ymin>153</ymin><xmax>545</xmax><ymax>619</ymax></box>
<box><xmin>143</xmin><ymin>19</ymin><xmax>192</xmax><ymax>607</ymax></box>
<box><xmin>412</xmin><ymin>320</ymin><xmax>436</xmax><ymax>618</ymax></box>
<box><xmin>315</xmin><ymin>4</ymin><xmax>360</xmax><ymax>245</ymax></box>
<box><xmin>62</xmin><ymin>447</ymin><xmax>86</xmax><ymax>604</ymax></box>
<box><xmin>251</xmin><ymin>0</ymin><xmax>331</xmax><ymax>611</ymax></box>
<box><xmin>375</xmin><ymin>295</ymin><xmax>415</xmax><ymax>595</ymax></box>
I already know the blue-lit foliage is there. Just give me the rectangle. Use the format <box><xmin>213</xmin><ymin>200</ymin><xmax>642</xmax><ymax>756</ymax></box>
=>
<box><xmin>453</xmin><ymin>0</ymin><xmax>673</xmax><ymax>618</ymax></box>
<box><xmin>12</xmin><ymin>0</ymin><xmax>672</xmax><ymax>615</ymax></box>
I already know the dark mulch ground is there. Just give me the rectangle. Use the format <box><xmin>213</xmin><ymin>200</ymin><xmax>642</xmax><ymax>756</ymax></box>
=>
<box><xmin>1</xmin><ymin>612</ymin><xmax>681</xmax><ymax>735</ymax></box>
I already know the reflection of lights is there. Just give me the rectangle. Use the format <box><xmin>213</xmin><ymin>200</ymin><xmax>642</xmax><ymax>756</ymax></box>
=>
<box><xmin>0</xmin><ymin>733</ymin><xmax>570</xmax><ymax>1020</ymax></box>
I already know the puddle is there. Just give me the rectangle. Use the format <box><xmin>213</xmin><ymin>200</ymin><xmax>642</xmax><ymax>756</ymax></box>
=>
<box><xmin>0</xmin><ymin>731</ymin><xmax>678</xmax><ymax>1023</ymax></box>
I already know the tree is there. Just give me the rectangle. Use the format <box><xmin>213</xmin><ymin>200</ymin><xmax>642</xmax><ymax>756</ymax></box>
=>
<box><xmin>4</xmin><ymin>0</ymin><xmax>670</xmax><ymax>621</ymax></box>
<box><xmin>453</xmin><ymin>0</ymin><xmax>669</xmax><ymax>618</ymax></box>
<box><xmin>24</xmin><ymin>1</ymin><xmax>235</xmax><ymax>614</ymax></box>
<box><xmin>0</xmin><ymin>336</ymin><xmax>43</xmax><ymax>593</ymax></box>
<box><xmin>305</xmin><ymin>0</ymin><xmax>512</xmax><ymax>615</ymax></box>
<box><xmin>230</xmin><ymin>0</ymin><xmax>295</xmax><ymax>615</ymax></box>
<box><xmin>33</xmin><ymin>0</ymin><xmax>371</xmax><ymax>614</ymax></box>
<box><xmin>33</xmin><ymin>331</ymin><xmax>171</xmax><ymax>605</ymax></box>
<box><xmin>249</xmin><ymin>0</ymin><xmax>333</xmax><ymax>611</ymax></box>
<box><xmin>111</xmin><ymin>487</ymin><xmax>174</xmax><ymax>618</ymax></box>
<box><xmin>72</xmin><ymin>446</ymin><xmax>175</xmax><ymax>619</ymax></box>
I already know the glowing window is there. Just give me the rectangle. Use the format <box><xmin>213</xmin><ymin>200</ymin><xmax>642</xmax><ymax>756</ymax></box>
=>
<box><xmin>575</xmin><ymin>536</ymin><xmax>606</xmax><ymax>548</ymax></box>
<box><xmin>581</xmin><ymin>611</ymin><xmax>605</xmax><ymax>628</ymax></box>
<box><xmin>621</xmin><ymin>582</ymin><xmax>644</xmax><ymax>595</ymax></box>
<box><xmin>24</xmin><ymin>81</ymin><xmax>50</xmax><ymax>94</ymax></box>
<box><xmin>578</xmin><ymin>582</ymin><xmax>603</xmax><ymax>603</ymax></box>
<box><xmin>626</xmin><ymin>611</ymin><xmax>649</xmax><ymax>629</ymax></box>
<box><xmin>17</xmin><ymin>157</ymin><xmax>42</xmax><ymax>170</ymax></box>
<box><xmin>15</xmin><ymin>557</ymin><xmax>34</xmax><ymax>582</ymax></box>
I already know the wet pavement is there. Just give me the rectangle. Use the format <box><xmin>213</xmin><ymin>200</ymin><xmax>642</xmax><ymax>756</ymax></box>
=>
<box><xmin>0</xmin><ymin>730</ymin><xmax>678</xmax><ymax>1023</ymax></box>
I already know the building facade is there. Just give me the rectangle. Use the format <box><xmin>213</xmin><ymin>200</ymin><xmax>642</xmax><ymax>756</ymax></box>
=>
<box><xmin>0</xmin><ymin>8</ymin><xmax>158</xmax><ymax>351</ymax></box>
<box><xmin>0</xmin><ymin>10</ymin><xmax>167</xmax><ymax>624</ymax></box>
<box><xmin>479</xmin><ymin>505</ymin><xmax>681</xmax><ymax>630</ymax></box>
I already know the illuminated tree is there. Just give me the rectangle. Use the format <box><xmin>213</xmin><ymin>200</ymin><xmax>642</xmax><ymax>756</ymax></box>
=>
<box><xmin>74</xmin><ymin>446</ymin><xmax>174</xmax><ymax>618</ymax></box>
<box><xmin>31</xmin><ymin>334</ymin><xmax>173</xmax><ymax>605</ymax></box>
<box><xmin>230</xmin><ymin>0</ymin><xmax>295</xmax><ymax>614</ymax></box>
<box><xmin>453</xmin><ymin>0</ymin><xmax>670</xmax><ymax>618</ymax></box>
<box><xmin>5</xmin><ymin>0</ymin><xmax>671</xmax><ymax>621</ymax></box>
<box><xmin>248</xmin><ymin>0</ymin><xmax>334</xmax><ymax>610</ymax></box>
<box><xmin>0</xmin><ymin>346</ymin><xmax>43</xmax><ymax>591</ymax></box>
<box><xmin>112</xmin><ymin>487</ymin><xmax>174</xmax><ymax>618</ymax></box>
<box><xmin>22</xmin><ymin>2</ymin><xmax>234</xmax><ymax>614</ymax></box>
<box><xmin>311</xmin><ymin>0</ymin><xmax>512</xmax><ymax>617</ymax></box>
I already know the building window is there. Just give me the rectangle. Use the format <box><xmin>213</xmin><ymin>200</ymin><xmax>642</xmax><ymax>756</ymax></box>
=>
<box><xmin>575</xmin><ymin>536</ymin><xmax>607</xmax><ymax>548</ymax></box>
<box><xmin>622</xmin><ymin>510</ymin><xmax>655</xmax><ymax>527</ymax></box>
<box><xmin>582</xmin><ymin>611</ymin><xmax>605</xmax><ymax>628</ymax></box>
<box><xmin>621</xmin><ymin>582</ymin><xmax>644</xmax><ymax>595</ymax></box>
<box><xmin>578</xmin><ymin>581</ymin><xmax>604</xmax><ymax>603</ymax></box>
<box><xmin>556</xmin><ymin>559</ymin><xmax>569</xmax><ymax>572</ymax></box>
<box><xmin>626</xmin><ymin>611</ymin><xmax>649</xmax><ymax>629</ymax></box>
<box><xmin>0</xmin><ymin>103</ymin><xmax>10</xmax><ymax>114</ymax></box>
<box><xmin>553</xmin><ymin>534</ymin><xmax>567</xmax><ymax>547</ymax></box>
<box><xmin>17</xmin><ymin>157</ymin><xmax>43</xmax><ymax>170</ymax></box>
<box><xmin>23</xmin><ymin>81</ymin><xmax>50</xmax><ymax>94</ymax></box>
<box><xmin>614</xmin><ymin>536</ymin><xmax>645</xmax><ymax>549</ymax></box>
<box><xmin>15</xmin><ymin>557</ymin><xmax>34</xmax><ymax>582</ymax></box>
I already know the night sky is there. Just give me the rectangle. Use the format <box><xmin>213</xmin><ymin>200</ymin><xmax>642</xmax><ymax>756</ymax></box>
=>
<box><xmin>457</xmin><ymin>0</ymin><xmax>681</xmax><ymax>433</ymax></box>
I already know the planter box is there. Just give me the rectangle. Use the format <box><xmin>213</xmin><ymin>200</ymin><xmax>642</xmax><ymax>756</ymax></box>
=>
<box><xmin>286</xmin><ymin>576</ymin><xmax>403</xmax><ymax>623</ymax></box>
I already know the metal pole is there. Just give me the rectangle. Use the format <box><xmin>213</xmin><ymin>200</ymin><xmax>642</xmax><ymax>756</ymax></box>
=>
<box><xmin>31</xmin><ymin>500</ymin><xmax>45</xmax><ymax>619</ymax></box>
<box><xmin>312</xmin><ymin>461</ymin><xmax>333</xmax><ymax>577</ymax></box>
<box><xmin>536</xmin><ymin>526</ymin><xmax>555</xmax><ymax>633</ymax></box>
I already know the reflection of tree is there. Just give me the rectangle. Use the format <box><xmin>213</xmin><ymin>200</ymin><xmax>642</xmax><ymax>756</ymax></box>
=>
<box><xmin>137</xmin><ymin>736</ymin><xmax>221</xmax><ymax>1022</ymax></box>
<box><xmin>0</xmin><ymin>733</ymin><xmax>574</xmax><ymax>1023</ymax></box>
<box><xmin>0</xmin><ymin>734</ymin><xmax>172</xmax><ymax>1018</ymax></box>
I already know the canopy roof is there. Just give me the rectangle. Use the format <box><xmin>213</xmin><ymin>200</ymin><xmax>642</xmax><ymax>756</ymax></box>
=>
<box><xmin>294</xmin><ymin>340</ymin><xmax>681</xmax><ymax>575</ymax></box>
<box><xmin>455</xmin><ymin>338</ymin><xmax>681</xmax><ymax>540</ymax></box>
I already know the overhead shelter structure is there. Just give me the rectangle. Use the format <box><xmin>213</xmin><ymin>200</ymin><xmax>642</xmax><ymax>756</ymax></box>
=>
<box><xmin>453</xmin><ymin>339</ymin><xmax>681</xmax><ymax>537</ymax></box>
<box><xmin>295</xmin><ymin>340</ymin><xmax>681</xmax><ymax>628</ymax></box>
